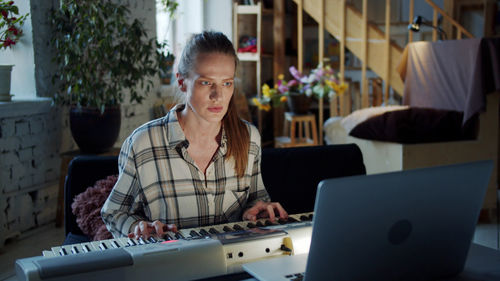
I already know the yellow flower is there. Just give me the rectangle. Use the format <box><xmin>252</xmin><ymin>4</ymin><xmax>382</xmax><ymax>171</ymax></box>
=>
<box><xmin>278</xmin><ymin>74</ymin><xmax>284</xmax><ymax>81</ymax></box>
<box><xmin>280</xmin><ymin>96</ymin><xmax>288</xmax><ymax>103</ymax></box>
<box><xmin>262</xmin><ymin>104</ymin><xmax>272</xmax><ymax>111</ymax></box>
<box><xmin>262</xmin><ymin>84</ymin><xmax>271</xmax><ymax>98</ymax></box>
<box><xmin>252</xmin><ymin>97</ymin><xmax>261</xmax><ymax>106</ymax></box>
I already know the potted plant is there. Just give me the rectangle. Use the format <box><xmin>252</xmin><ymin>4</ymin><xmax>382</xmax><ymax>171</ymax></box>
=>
<box><xmin>0</xmin><ymin>0</ymin><xmax>28</xmax><ymax>102</ymax></box>
<box><xmin>51</xmin><ymin>0</ymin><xmax>160</xmax><ymax>153</ymax></box>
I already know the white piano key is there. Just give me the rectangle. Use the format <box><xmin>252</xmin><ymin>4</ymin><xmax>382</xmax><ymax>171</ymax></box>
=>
<box><xmin>42</xmin><ymin>250</ymin><xmax>56</xmax><ymax>257</ymax></box>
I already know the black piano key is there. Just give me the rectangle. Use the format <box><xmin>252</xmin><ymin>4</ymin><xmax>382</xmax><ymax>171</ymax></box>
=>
<box><xmin>190</xmin><ymin>230</ymin><xmax>201</xmax><ymax>237</ymax></box>
<box><xmin>199</xmin><ymin>229</ymin><xmax>210</xmax><ymax>236</ymax></box>
<box><xmin>138</xmin><ymin>237</ymin><xmax>148</xmax><ymax>245</ymax></box>
<box><xmin>127</xmin><ymin>239</ymin><xmax>137</xmax><ymax>246</ymax></box>
<box><xmin>222</xmin><ymin>226</ymin><xmax>233</xmax><ymax>232</ymax></box>
<box><xmin>246</xmin><ymin>222</ymin><xmax>256</xmax><ymax>228</ymax></box>
<box><xmin>174</xmin><ymin>232</ymin><xmax>184</xmax><ymax>239</ymax></box>
<box><xmin>148</xmin><ymin>237</ymin><xmax>158</xmax><ymax>243</ymax></box>
<box><xmin>209</xmin><ymin>228</ymin><xmax>219</xmax><ymax>234</ymax></box>
<box><xmin>256</xmin><ymin>221</ymin><xmax>264</xmax><ymax>227</ymax></box>
<box><xmin>99</xmin><ymin>242</ymin><xmax>108</xmax><ymax>250</ymax></box>
<box><xmin>278</xmin><ymin>218</ymin><xmax>288</xmax><ymax>224</ymax></box>
<box><xmin>300</xmin><ymin>215</ymin><xmax>309</xmax><ymax>221</ymax></box>
<box><xmin>112</xmin><ymin>241</ymin><xmax>121</xmax><ymax>248</ymax></box>
<box><xmin>287</xmin><ymin>217</ymin><xmax>299</xmax><ymax>223</ymax></box>
<box><xmin>309</xmin><ymin>214</ymin><xmax>313</xmax><ymax>220</ymax></box>
<box><xmin>232</xmin><ymin>224</ymin><xmax>244</xmax><ymax>231</ymax></box>
<box><xmin>71</xmin><ymin>246</ymin><xmax>79</xmax><ymax>254</ymax></box>
<box><xmin>59</xmin><ymin>248</ymin><xmax>68</xmax><ymax>256</ymax></box>
<box><xmin>163</xmin><ymin>233</ymin><xmax>173</xmax><ymax>240</ymax></box>
<box><xmin>265</xmin><ymin>220</ymin><xmax>278</xmax><ymax>226</ymax></box>
<box><xmin>83</xmin><ymin>244</ymin><xmax>91</xmax><ymax>252</ymax></box>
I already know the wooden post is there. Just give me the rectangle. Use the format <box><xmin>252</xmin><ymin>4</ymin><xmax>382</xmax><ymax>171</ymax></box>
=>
<box><xmin>273</xmin><ymin>0</ymin><xmax>285</xmax><ymax>80</ymax></box>
<box><xmin>361</xmin><ymin>0</ymin><xmax>369</xmax><ymax>108</ymax></box>
<box><xmin>384</xmin><ymin>0</ymin><xmax>391</xmax><ymax>104</ymax></box>
<box><xmin>297</xmin><ymin>0</ymin><xmax>303</xmax><ymax>73</ymax></box>
<box><xmin>409</xmin><ymin>0</ymin><xmax>414</xmax><ymax>43</ymax></box>
<box><xmin>273</xmin><ymin>0</ymin><xmax>285</xmax><ymax>139</ymax></box>
<box><xmin>257</xmin><ymin>2</ymin><xmax>262</xmax><ymax>132</ymax></box>
<box><xmin>335</xmin><ymin>0</ymin><xmax>346</xmax><ymax>117</ymax></box>
<box><xmin>432</xmin><ymin>9</ymin><xmax>438</xmax><ymax>41</ymax></box>
<box><xmin>318</xmin><ymin>0</ymin><xmax>324</xmax><ymax>145</ymax></box>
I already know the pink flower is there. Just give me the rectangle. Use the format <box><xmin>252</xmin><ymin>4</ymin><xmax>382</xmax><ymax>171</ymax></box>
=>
<box><xmin>1</xmin><ymin>11</ymin><xmax>7</xmax><ymax>18</ymax></box>
<box><xmin>289</xmin><ymin>66</ymin><xmax>304</xmax><ymax>81</ymax></box>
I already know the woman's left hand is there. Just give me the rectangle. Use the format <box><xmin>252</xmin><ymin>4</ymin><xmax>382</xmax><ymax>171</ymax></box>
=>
<box><xmin>242</xmin><ymin>200</ymin><xmax>288</xmax><ymax>222</ymax></box>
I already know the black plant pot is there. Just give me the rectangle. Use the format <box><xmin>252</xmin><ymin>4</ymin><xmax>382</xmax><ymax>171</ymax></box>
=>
<box><xmin>287</xmin><ymin>93</ymin><xmax>311</xmax><ymax>114</ymax></box>
<box><xmin>69</xmin><ymin>106</ymin><xmax>121</xmax><ymax>154</ymax></box>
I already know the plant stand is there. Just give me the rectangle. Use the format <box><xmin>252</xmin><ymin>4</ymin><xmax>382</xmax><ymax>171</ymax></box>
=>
<box><xmin>274</xmin><ymin>112</ymin><xmax>318</xmax><ymax>148</ymax></box>
<box><xmin>0</xmin><ymin>65</ymin><xmax>13</xmax><ymax>102</ymax></box>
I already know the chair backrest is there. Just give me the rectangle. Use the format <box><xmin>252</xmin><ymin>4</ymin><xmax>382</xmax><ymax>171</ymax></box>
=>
<box><xmin>261</xmin><ymin>144</ymin><xmax>366</xmax><ymax>214</ymax></box>
<box><xmin>64</xmin><ymin>155</ymin><xmax>119</xmax><ymax>237</ymax></box>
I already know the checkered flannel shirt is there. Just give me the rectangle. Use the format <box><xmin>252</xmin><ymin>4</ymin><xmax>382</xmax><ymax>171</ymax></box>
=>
<box><xmin>101</xmin><ymin>104</ymin><xmax>270</xmax><ymax>238</ymax></box>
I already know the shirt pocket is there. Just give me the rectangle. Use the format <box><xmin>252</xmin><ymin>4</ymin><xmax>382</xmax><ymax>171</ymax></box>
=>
<box><xmin>221</xmin><ymin>186</ymin><xmax>249</xmax><ymax>220</ymax></box>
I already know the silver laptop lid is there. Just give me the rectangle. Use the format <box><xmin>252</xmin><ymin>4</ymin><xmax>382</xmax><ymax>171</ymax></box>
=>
<box><xmin>306</xmin><ymin>160</ymin><xmax>493</xmax><ymax>281</ymax></box>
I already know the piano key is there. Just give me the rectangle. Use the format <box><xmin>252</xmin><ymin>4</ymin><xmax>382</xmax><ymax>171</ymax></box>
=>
<box><xmin>138</xmin><ymin>237</ymin><xmax>148</xmax><ymax>245</ymax></box>
<box><xmin>99</xmin><ymin>242</ymin><xmax>108</xmax><ymax>250</ymax></box>
<box><xmin>148</xmin><ymin>236</ymin><xmax>158</xmax><ymax>243</ymax></box>
<box><xmin>246</xmin><ymin>222</ymin><xmax>256</xmax><ymax>228</ymax></box>
<box><xmin>189</xmin><ymin>230</ymin><xmax>201</xmax><ymax>237</ymax></box>
<box><xmin>42</xmin><ymin>250</ymin><xmax>55</xmax><ymax>257</ymax></box>
<box><xmin>265</xmin><ymin>220</ymin><xmax>278</xmax><ymax>226</ymax></box>
<box><xmin>111</xmin><ymin>240</ymin><xmax>121</xmax><ymax>248</ymax></box>
<box><xmin>309</xmin><ymin>214</ymin><xmax>313</xmax><ymax>220</ymax></box>
<box><xmin>300</xmin><ymin>215</ymin><xmax>309</xmax><ymax>221</ymax></box>
<box><xmin>71</xmin><ymin>246</ymin><xmax>80</xmax><ymax>254</ymax></box>
<box><xmin>198</xmin><ymin>229</ymin><xmax>210</xmax><ymax>236</ymax></box>
<box><xmin>208</xmin><ymin>227</ymin><xmax>220</xmax><ymax>234</ymax></box>
<box><xmin>127</xmin><ymin>238</ymin><xmax>137</xmax><ymax>246</ymax></box>
<box><xmin>222</xmin><ymin>226</ymin><xmax>233</xmax><ymax>232</ymax></box>
<box><xmin>232</xmin><ymin>224</ymin><xmax>244</xmax><ymax>231</ymax></box>
<box><xmin>287</xmin><ymin>217</ymin><xmax>299</xmax><ymax>223</ymax></box>
<box><xmin>59</xmin><ymin>247</ymin><xmax>68</xmax><ymax>256</ymax></box>
<box><xmin>255</xmin><ymin>221</ymin><xmax>264</xmax><ymax>227</ymax></box>
<box><xmin>82</xmin><ymin>243</ymin><xmax>93</xmax><ymax>253</ymax></box>
<box><xmin>173</xmin><ymin>232</ymin><xmax>184</xmax><ymax>239</ymax></box>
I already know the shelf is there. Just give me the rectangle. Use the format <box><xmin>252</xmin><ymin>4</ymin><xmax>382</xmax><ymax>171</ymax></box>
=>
<box><xmin>236</xmin><ymin>5</ymin><xmax>260</xmax><ymax>14</ymax></box>
<box><xmin>237</xmin><ymin>52</ymin><xmax>273</xmax><ymax>61</ymax></box>
<box><xmin>237</xmin><ymin>52</ymin><xmax>259</xmax><ymax>61</ymax></box>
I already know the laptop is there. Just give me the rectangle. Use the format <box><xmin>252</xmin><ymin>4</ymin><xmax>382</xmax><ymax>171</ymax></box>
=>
<box><xmin>243</xmin><ymin>160</ymin><xmax>493</xmax><ymax>281</ymax></box>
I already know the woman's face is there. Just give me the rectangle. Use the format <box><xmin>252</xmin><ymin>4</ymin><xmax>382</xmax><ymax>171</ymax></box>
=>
<box><xmin>182</xmin><ymin>52</ymin><xmax>235</xmax><ymax>125</ymax></box>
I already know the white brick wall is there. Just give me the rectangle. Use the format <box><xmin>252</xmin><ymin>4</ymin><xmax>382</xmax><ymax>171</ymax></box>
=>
<box><xmin>0</xmin><ymin>0</ymin><xmax>160</xmax><ymax>247</ymax></box>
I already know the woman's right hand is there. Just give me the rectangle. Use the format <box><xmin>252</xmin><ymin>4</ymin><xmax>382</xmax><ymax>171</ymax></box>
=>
<box><xmin>128</xmin><ymin>220</ymin><xmax>178</xmax><ymax>240</ymax></box>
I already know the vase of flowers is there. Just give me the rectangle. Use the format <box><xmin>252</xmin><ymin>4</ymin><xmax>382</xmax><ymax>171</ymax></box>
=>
<box><xmin>0</xmin><ymin>0</ymin><xmax>28</xmax><ymax>102</ymax></box>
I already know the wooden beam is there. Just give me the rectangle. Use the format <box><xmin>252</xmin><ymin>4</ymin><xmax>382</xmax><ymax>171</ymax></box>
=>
<box><xmin>361</xmin><ymin>0</ymin><xmax>368</xmax><ymax>108</ymax></box>
<box><xmin>318</xmin><ymin>0</ymin><xmax>324</xmax><ymax>145</ymax></box>
<box><xmin>409</xmin><ymin>0</ymin><xmax>414</xmax><ymax>43</ymax></box>
<box><xmin>432</xmin><ymin>9</ymin><xmax>438</xmax><ymax>41</ymax></box>
<box><xmin>384</xmin><ymin>0</ymin><xmax>391</xmax><ymax>104</ymax></box>
<box><xmin>273</xmin><ymin>0</ymin><xmax>285</xmax><ymax>80</ymax></box>
<box><xmin>297</xmin><ymin>0</ymin><xmax>303</xmax><ymax>73</ymax></box>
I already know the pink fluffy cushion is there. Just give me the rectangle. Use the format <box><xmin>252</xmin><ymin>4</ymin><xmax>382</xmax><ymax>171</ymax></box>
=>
<box><xmin>71</xmin><ymin>175</ymin><xmax>117</xmax><ymax>241</ymax></box>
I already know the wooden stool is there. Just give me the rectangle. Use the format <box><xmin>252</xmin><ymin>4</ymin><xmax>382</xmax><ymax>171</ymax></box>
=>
<box><xmin>274</xmin><ymin>112</ymin><xmax>318</xmax><ymax>148</ymax></box>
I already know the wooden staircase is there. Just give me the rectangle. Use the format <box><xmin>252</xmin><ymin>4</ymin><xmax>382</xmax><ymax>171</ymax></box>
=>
<box><xmin>295</xmin><ymin>0</ymin><xmax>405</xmax><ymax>95</ymax></box>
<box><xmin>291</xmin><ymin>0</ymin><xmax>475</xmax><ymax>144</ymax></box>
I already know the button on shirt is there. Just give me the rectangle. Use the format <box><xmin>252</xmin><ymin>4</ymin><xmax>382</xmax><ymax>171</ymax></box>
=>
<box><xmin>101</xmin><ymin>104</ymin><xmax>270</xmax><ymax>238</ymax></box>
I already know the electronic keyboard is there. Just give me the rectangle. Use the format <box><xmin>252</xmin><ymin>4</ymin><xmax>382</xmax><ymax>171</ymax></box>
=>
<box><xmin>16</xmin><ymin>212</ymin><xmax>314</xmax><ymax>281</ymax></box>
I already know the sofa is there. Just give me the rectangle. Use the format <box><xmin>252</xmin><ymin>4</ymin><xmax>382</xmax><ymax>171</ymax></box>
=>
<box><xmin>63</xmin><ymin>144</ymin><xmax>366</xmax><ymax>245</ymax></box>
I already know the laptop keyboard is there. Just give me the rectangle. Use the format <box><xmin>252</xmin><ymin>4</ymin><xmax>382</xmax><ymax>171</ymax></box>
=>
<box><xmin>285</xmin><ymin>272</ymin><xmax>305</xmax><ymax>281</ymax></box>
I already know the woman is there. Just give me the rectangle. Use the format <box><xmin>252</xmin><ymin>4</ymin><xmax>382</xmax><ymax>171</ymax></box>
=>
<box><xmin>101</xmin><ymin>31</ymin><xmax>288</xmax><ymax>239</ymax></box>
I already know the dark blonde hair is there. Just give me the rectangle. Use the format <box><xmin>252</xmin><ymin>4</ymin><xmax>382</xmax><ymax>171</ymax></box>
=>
<box><xmin>177</xmin><ymin>31</ymin><xmax>249</xmax><ymax>178</ymax></box>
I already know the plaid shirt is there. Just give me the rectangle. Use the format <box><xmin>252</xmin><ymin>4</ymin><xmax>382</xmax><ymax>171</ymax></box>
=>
<box><xmin>101</xmin><ymin>104</ymin><xmax>270</xmax><ymax>238</ymax></box>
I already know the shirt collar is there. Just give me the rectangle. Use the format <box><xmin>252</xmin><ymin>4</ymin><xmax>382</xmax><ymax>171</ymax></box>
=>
<box><xmin>165</xmin><ymin>103</ymin><xmax>228</xmax><ymax>156</ymax></box>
